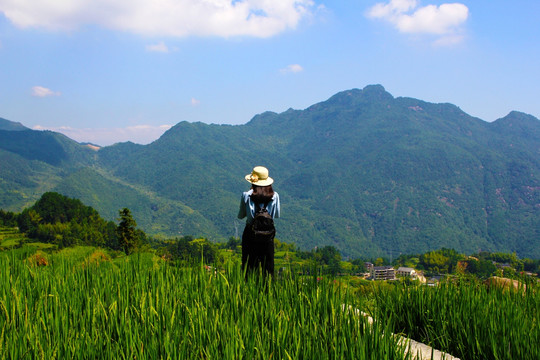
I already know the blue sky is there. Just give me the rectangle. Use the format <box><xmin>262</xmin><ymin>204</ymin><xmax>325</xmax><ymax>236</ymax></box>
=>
<box><xmin>1</xmin><ymin>0</ymin><xmax>539</xmax><ymax>146</ymax></box>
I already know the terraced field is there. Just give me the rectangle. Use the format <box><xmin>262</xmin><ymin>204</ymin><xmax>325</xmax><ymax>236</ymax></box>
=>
<box><xmin>0</xmin><ymin>227</ymin><xmax>23</xmax><ymax>249</ymax></box>
<box><xmin>0</xmin><ymin>226</ymin><xmax>55</xmax><ymax>250</ymax></box>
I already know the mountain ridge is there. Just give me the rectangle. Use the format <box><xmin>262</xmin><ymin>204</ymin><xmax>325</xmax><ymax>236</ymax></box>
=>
<box><xmin>0</xmin><ymin>85</ymin><xmax>538</xmax><ymax>258</ymax></box>
<box><xmin>0</xmin><ymin>117</ymin><xmax>28</xmax><ymax>131</ymax></box>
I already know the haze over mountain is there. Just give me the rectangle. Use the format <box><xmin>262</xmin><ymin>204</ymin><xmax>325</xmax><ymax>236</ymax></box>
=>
<box><xmin>1</xmin><ymin>85</ymin><xmax>539</xmax><ymax>258</ymax></box>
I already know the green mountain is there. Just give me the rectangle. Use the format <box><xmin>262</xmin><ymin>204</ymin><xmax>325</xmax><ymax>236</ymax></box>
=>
<box><xmin>0</xmin><ymin>117</ymin><xmax>28</xmax><ymax>131</ymax></box>
<box><xmin>1</xmin><ymin>85</ymin><xmax>539</xmax><ymax>258</ymax></box>
<box><xmin>0</xmin><ymin>126</ymin><xmax>97</xmax><ymax>209</ymax></box>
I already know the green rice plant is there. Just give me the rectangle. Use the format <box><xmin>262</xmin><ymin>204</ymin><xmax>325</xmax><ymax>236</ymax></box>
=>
<box><xmin>373</xmin><ymin>278</ymin><xmax>540</xmax><ymax>360</ymax></box>
<box><xmin>0</xmin><ymin>251</ymin><xmax>412</xmax><ymax>359</ymax></box>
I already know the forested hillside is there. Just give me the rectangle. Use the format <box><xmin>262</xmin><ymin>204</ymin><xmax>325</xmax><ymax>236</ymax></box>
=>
<box><xmin>1</xmin><ymin>85</ymin><xmax>539</xmax><ymax>258</ymax></box>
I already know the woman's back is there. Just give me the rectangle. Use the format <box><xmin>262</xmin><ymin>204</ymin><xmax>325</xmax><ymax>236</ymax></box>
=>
<box><xmin>238</xmin><ymin>189</ymin><xmax>280</xmax><ymax>224</ymax></box>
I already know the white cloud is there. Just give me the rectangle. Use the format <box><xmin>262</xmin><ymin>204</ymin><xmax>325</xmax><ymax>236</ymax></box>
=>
<box><xmin>367</xmin><ymin>0</ymin><xmax>468</xmax><ymax>43</ymax></box>
<box><xmin>31</xmin><ymin>86</ymin><xmax>61</xmax><ymax>97</ymax></box>
<box><xmin>146</xmin><ymin>41</ymin><xmax>169</xmax><ymax>53</ymax></box>
<box><xmin>368</xmin><ymin>0</ymin><xmax>418</xmax><ymax>18</ymax></box>
<box><xmin>0</xmin><ymin>0</ymin><xmax>315</xmax><ymax>38</ymax></box>
<box><xmin>191</xmin><ymin>98</ymin><xmax>201</xmax><ymax>106</ymax></box>
<box><xmin>280</xmin><ymin>64</ymin><xmax>304</xmax><ymax>73</ymax></box>
<box><xmin>33</xmin><ymin>124</ymin><xmax>173</xmax><ymax>146</ymax></box>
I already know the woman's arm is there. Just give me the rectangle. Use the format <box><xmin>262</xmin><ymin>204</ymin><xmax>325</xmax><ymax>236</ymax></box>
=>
<box><xmin>238</xmin><ymin>193</ymin><xmax>247</xmax><ymax>219</ymax></box>
<box><xmin>271</xmin><ymin>193</ymin><xmax>280</xmax><ymax>219</ymax></box>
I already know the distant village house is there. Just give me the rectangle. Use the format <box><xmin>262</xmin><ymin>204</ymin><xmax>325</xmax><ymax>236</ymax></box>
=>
<box><xmin>396</xmin><ymin>267</ymin><xmax>417</xmax><ymax>279</ymax></box>
<box><xmin>370</xmin><ymin>265</ymin><xmax>396</xmax><ymax>281</ymax></box>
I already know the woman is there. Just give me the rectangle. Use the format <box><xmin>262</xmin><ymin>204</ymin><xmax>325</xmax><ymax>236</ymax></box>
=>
<box><xmin>238</xmin><ymin>166</ymin><xmax>280</xmax><ymax>277</ymax></box>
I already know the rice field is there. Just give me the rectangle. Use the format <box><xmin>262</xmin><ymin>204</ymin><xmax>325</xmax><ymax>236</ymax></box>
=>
<box><xmin>2</xmin><ymin>245</ymin><xmax>538</xmax><ymax>359</ymax></box>
<box><xmin>373</xmin><ymin>279</ymin><xmax>540</xmax><ymax>360</ymax></box>
<box><xmin>0</xmin><ymin>227</ymin><xmax>23</xmax><ymax>249</ymax></box>
<box><xmin>0</xmin><ymin>248</ymin><xmax>410</xmax><ymax>359</ymax></box>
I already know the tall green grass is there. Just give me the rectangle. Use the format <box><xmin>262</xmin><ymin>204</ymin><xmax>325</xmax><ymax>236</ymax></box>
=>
<box><xmin>0</xmin><ymin>250</ymin><xmax>410</xmax><ymax>359</ymax></box>
<box><xmin>373</xmin><ymin>279</ymin><xmax>539</xmax><ymax>360</ymax></box>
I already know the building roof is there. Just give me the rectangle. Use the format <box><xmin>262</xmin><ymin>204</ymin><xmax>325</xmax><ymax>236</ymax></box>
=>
<box><xmin>397</xmin><ymin>267</ymin><xmax>415</xmax><ymax>272</ymax></box>
<box><xmin>372</xmin><ymin>266</ymin><xmax>394</xmax><ymax>270</ymax></box>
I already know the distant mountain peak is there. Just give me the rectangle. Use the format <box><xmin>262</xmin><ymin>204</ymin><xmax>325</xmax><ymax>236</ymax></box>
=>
<box><xmin>0</xmin><ymin>117</ymin><xmax>29</xmax><ymax>131</ymax></box>
<box><xmin>501</xmin><ymin>110</ymin><xmax>539</xmax><ymax>123</ymax></box>
<box><xmin>246</xmin><ymin>111</ymin><xmax>280</xmax><ymax>126</ymax></box>
<box><xmin>362</xmin><ymin>84</ymin><xmax>388</xmax><ymax>94</ymax></box>
<box><xmin>490</xmin><ymin>111</ymin><xmax>540</xmax><ymax>141</ymax></box>
<box><xmin>324</xmin><ymin>84</ymin><xmax>394</xmax><ymax>107</ymax></box>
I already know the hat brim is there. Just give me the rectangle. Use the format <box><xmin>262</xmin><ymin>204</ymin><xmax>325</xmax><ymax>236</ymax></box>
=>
<box><xmin>245</xmin><ymin>174</ymin><xmax>274</xmax><ymax>186</ymax></box>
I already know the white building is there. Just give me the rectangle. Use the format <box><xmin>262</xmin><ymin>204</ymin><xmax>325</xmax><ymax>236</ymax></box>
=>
<box><xmin>396</xmin><ymin>267</ymin><xmax>417</xmax><ymax>278</ymax></box>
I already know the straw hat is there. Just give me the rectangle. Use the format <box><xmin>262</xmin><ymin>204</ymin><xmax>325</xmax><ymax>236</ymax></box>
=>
<box><xmin>245</xmin><ymin>166</ymin><xmax>274</xmax><ymax>186</ymax></box>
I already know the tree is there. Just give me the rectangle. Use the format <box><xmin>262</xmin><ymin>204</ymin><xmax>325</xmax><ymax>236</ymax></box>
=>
<box><xmin>467</xmin><ymin>259</ymin><xmax>497</xmax><ymax>279</ymax></box>
<box><xmin>190</xmin><ymin>238</ymin><xmax>219</xmax><ymax>264</ymax></box>
<box><xmin>351</xmin><ymin>258</ymin><xmax>367</xmax><ymax>274</ymax></box>
<box><xmin>0</xmin><ymin>210</ymin><xmax>17</xmax><ymax>227</ymax></box>
<box><xmin>315</xmin><ymin>245</ymin><xmax>342</xmax><ymax>276</ymax></box>
<box><xmin>17</xmin><ymin>209</ymin><xmax>42</xmax><ymax>237</ymax></box>
<box><xmin>167</xmin><ymin>236</ymin><xmax>219</xmax><ymax>264</ymax></box>
<box><xmin>223</xmin><ymin>237</ymin><xmax>241</xmax><ymax>252</ymax></box>
<box><xmin>32</xmin><ymin>192</ymin><xmax>97</xmax><ymax>224</ymax></box>
<box><xmin>116</xmin><ymin>208</ymin><xmax>138</xmax><ymax>254</ymax></box>
<box><xmin>420</xmin><ymin>250</ymin><xmax>451</xmax><ymax>273</ymax></box>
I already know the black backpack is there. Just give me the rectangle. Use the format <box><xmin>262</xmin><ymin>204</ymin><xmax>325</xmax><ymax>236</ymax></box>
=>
<box><xmin>251</xmin><ymin>202</ymin><xmax>276</xmax><ymax>241</ymax></box>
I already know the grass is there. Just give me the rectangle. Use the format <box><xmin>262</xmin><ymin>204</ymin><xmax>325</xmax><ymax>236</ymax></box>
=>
<box><xmin>0</xmin><ymin>248</ymin><xmax>411</xmax><ymax>359</ymax></box>
<box><xmin>373</xmin><ymin>278</ymin><xmax>540</xmax><ymax>360</ymax></box>
<box><xmin>2</xmin><ymin>233</ymin><xmax>537</xmax><ymax>359</ymax></box>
